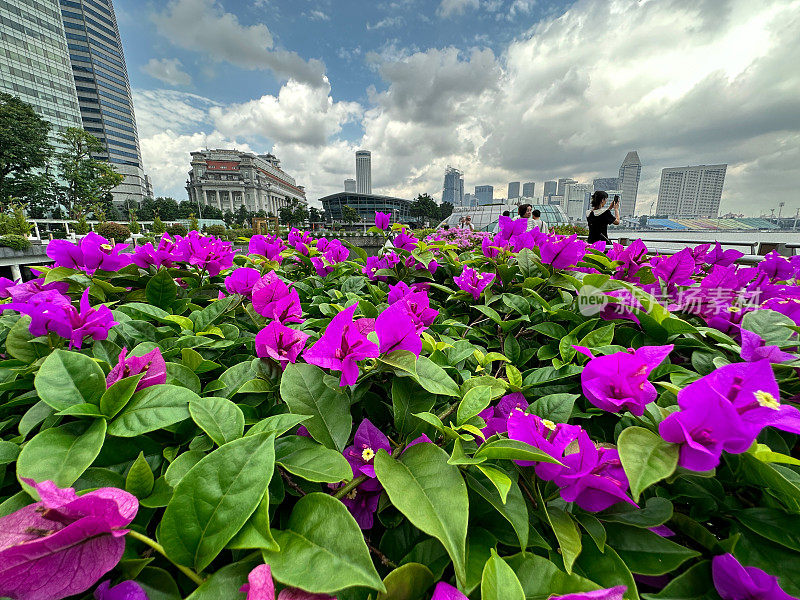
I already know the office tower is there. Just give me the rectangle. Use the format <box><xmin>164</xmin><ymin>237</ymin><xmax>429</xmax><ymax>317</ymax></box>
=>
<box><xmin>549</xmin><ymin>194</ymin><xmax>564</xmax><ymax>207</ymax></box>
<box><xmin>656</xmin><ymin>164</ymin><xmax>727</xmax><ymax>218</ymax></box>
<box><xmin>593</xmin><ymin>177</ymin><xmax>619</xmax><ymax>192</ymax></box>
<box><xmin>507</xmin><ymin>181</ymin><xmax>520</xmax><ymax>199</ymax></box>
<box><xmin>557</xmin><ymin>178</ymin><xmax>577</xmax><ymax>197</ymax></box>
<box><xmin>442</xmin><ymin>166</ymin><xmax>464</xmax><ymax>205</ymax></box>
<box><xmin>618</xmin><ymin>151</ymin><xmax>642</xmax><ymax>218</ymax></box>
<box><xmin>60</xmin><ymin>0</ymin><xmax>147</xmax><ymax>207</ymax></box>
<box><xmin>475</xmin><ymin>185</ymin><xmax>494</xmax><ymax>205</ymax></box>
<box><xmin>564</xmin><ymin>183</ymin><xmax>592</xmax><ymax>220</ymax></box>
<box><xmin>0</xmin><ymin>0</ymin><xmax>83</xmax><ymax>150</ymax></box>
<box><xmin>522</xmin><ymin>182</ymin><xmax>535</xmax><ymax>198</ymax></box>
<box><xmin>543</xmin><ymin>180</ymin><xmax>557</xmax><ymax>201</ymax></box>
<box><xmin>355</xmin><ymin>150</ymin><xmax>372</xmax><ymax>194</ymax></box>
<box><xmin>344</xmin><ymin>178</ymin><xmax>356</xmax><ymax>193</ymax></box>
<box><xmin>463</xmin><ymin>192</ymin><xmax>476</xmax><ymax>208</ymax></box>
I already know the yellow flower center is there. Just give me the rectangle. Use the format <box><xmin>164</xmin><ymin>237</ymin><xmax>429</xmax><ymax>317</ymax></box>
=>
<box><xmin>361</xmin><ymin>447</ymin><xmax>375</xmax><ymax>462</ymax></box>
<box><xmin>755</xmin><ymin>390</ymin><xmax>780</xmax><ymax>410</ymax></box>
<box><xmin>346</xmin><ymin>488</ymin><xmax>358</xmax><ymax>500</ymax></box>
<box><xmin>542</xmin><ymin>419</ymin><xmax>557</xmax><ymax>431</ymax></box>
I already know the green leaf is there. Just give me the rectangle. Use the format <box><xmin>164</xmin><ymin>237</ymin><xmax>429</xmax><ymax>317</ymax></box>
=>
<box><xmin>99</xmin><ymin>374</ymin><xmax>142</xmax><ymax>418</ymax></box>
<box><xmin>275</xmin><ymin>435</ymin><xmax>352</xmax><ymax>483</ymax></box>
<box><xmin>279</xmin><ymin>362</ymin><xmax>352</xmax><ymax>451</ymax></box>
<box><xmin>166</xmin><ymin>362</ymin><xmax>202</xmax><ymax>394</ymax></box>
<box><xmin>34</xmin><ymin>349</ymin><xmax>106</xmax><ymax>410</ymax></box>
<box><xmin>246</xmin><ymin>413</ymin><xmax>311</xmax><ymax>438</ymax></box>
<box><xmin>531</xmin><ymin>393</ymin><xmax>578</xmax><ymax>423</ymax></box>
<box><xmin>392</xmin><ymin>378</ymin><xmax>434</xmax><ymax>438</ymax></box>
<box><xmin>190</xmin><ymin>295</ymin><xmax>237</xmax><ymax>332</ymax></box>
<box><xmin>0</xmin><ymin>440</ymin><xmax>20</xmax><ymax>465</ymax></box>
<box><xmin>733</xmin><ymin>529</ymin><xmax>800</xmax><ymax>596</ymax></box>
<box><xmin>263</xmin><ymin>493</ymin><xmax>385</xmax><ymax>594</ymax></box>
<box><xmin>457</xmin><ymin>385</ymin><xmax>493</xmax><ymax>425</ymax></box>
<box><xmin>375</xmin><ymin>444</ymin><xmax>469</xmax><ymax>588</ymax></box>
<box><xmin>599</xmin><ymin>497</ymin><xmax>674</xmax><ymax>528</ymax></box>
<box><xmin>108</xmin><ymin>384</ymin><xmax>195</xmax><ymax>437</ymax></box>
<box><xmin>576</xmin><ymin>513</ymin><xmax>606</xmax><ymax>552</ymax></box>
<box><xmin>226</xmin><ymin>491</ymin><xmax>279</xmax><ymax>551</ymax></box>
<box><xmin>617</xmin><ymin>426</ymin><xmax>678</xmax><ymax>501</ymax></box>
<box><xmin>474</xmin><ymin>439</ymin><xmax>562</xmax><ymax>464</ymax></box>
<box><xmin>376</xmin><ymin>563</ymin><xmax>434</xmax><ymax>600</ymax></box>
<box><xmin>146</xmin><ymin>269</ymin><xmax>178</xmax><ymax>309</ymax></box>
<box><xmin>735</xmin><ymin>508</ymin><xmax>800</xmax><ymax>552</ymax></box>
<box><xmin>189</xmin><ymin>396</ymin><xmax>245</xmax><ymax>446</ymax></box>
<box><xmin>6</xmin><ymin>316</ymin><xmax>49</xmax><ymax>362</ymax></box>
<box><xmin>466</xmin><ymin>469</ymin><xmax>528</xmax><ymax>549</ymax></box>
<box><xmin>576</xmin><ymin>535</ymin><xmax>639</xmax><ymax>600</ymax></box>
<box><xmin>506</xmin><ymin>553</ymin><xmax>600</xmax><ymax>599</ymax></box>
<box><xmin>641</xmin><ymin>561</ymin><xmax>719</xmax><ymax>600</ymax></box>
<box><xmin>17</xmin><ymin>419</ymin><xmax>106</xmax><ymax>494</ymax></box>
<box><xmin>605</xmin><ymin>523</ymin><xmax>700</xmax><ymax>575</ymax></box>
<box><xmin>125</xmin><ymin>451</ymin><xmax>155</xmax><ymax>498</ymax></box>
<box><xmin>465</xmin><ymin>528</ymin><xmax>496</xmax><ymax>594</ymax></box>
<box><xmin>135</xmin><ymin>566</ymin><xmax>182</xmax><ymax>600</ymax></box>
<box><xmin>481</xmin><ymin>550</ymin><xmax>525</xmax><ymax>600</ymax></box>
<box><xmin>159</xmin><ymin>433</ymin><xmax>275</xmax><ymax>571</ymax></box>
<box><xmin>164</xmin><ymin>450</ymin><xmax>206</xmax><ymax>487</ymax></box>
<box><xmin>546</xmin><ymin>507</ymin><xmax>582</xmax><ymax>573</ymax></box>
<box><xmin>379</xmin><ymin>350</ymin><xmax>418</xmax><ymax>376</ymax></box>
<box><xmin>183</xmin><ymin>558</ymin><xmax>260</xmax><ymax>600</ymax></box>
<box><xmin>414</xmin><ymin>355</ymin><xmax>460</xmax><ymax>397</ymax></box>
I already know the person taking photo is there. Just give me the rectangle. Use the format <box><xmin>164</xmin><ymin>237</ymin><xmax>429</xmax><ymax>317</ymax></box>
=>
<box><xmin>586</xmin><ymin>191</ymin><xmax>620</xmax><ymax>244</ymax></box>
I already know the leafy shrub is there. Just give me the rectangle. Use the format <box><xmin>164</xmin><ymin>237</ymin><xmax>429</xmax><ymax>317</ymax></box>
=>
<box><xmin>0</xmin><ymin>203</ymin><xmax>33</xmax><ymax>237</ymax></box>
<box><xmin>0</xmin><ymin>234</ymin><xmax>31</xmax><ymax>250</ymax></box>
<box><xmin>0</xmin><ymin>225</ymin><xmax>798</xmax><ymax>600</ymax></box>
<box><xmin>72</xmin><ymin>215</ymin><xmax>91</xmax><ymax>235</ymax></box>
<box><xmin>166</xmin><ymin>223</ymin><xmax>187</xmax><ymax>236</ymax></box>
<box><xmin>204</xmin><ymin>224</ymin><xmax>226</xmax><ymax>237</ymax></box>
<box><xmin>95</xmin><ymin>221</ymin><xmax>131</xmax><ymax>242</ymax></box>
<box><xmin>152</xmin><ymin>215</ymin><xmax>166</xmax><ymax>234</ymax></box>
<box><xmin>553</xmin><ymin>223</ymin><xmax>589</xmax><ymax>236</ymax></box>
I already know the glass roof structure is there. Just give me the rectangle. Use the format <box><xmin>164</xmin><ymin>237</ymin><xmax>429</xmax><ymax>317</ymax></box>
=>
<box><xmin>439</xmin><ymin>203</ymin><xmax>569</xmax><ymax>232</ymax></box>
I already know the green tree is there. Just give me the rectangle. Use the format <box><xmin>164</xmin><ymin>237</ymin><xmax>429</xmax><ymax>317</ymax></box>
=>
<box><xmin>409</xmin><ymin>193</ymin><xmax>440</xmax><ymax>225</ymax></box>
<box><xmin>341</xmin><ymin>204</ymin><xmax>360</xmax><ymax>224</ymax></box>
<box><xmin>15</xmin><ymin>169</ymin><xmax>59</xmax><ymax>218</ymax></box>
<box><xmin>152</xmin><ymin>215</ymin><xmax>166</xmax><ymax>235</ymax></box>
<box><xmin>439</xmin><ymin>201</ymin><xmax>454</xmax><ymax>221</ymax></box>
<box><xmin>204</xmin><ymin>205</ymin><xmax>223</xmax><ymax>220</ymax></box>
<box><xmin>278</xmin><ymin>206</ymin><xmax>294</xmax><ymax>225</ymax></box>
<box><xmin>309</xmin><ymin>207</ymin><xmax>322</xmax><ymax>223</ymax></box>
<box><xmin>223</xmin><ymin>209</ymin><xmax>236</xmax><ymax>227</ymax></box>
<box><xmin>128</xmin><ymin>207</ymin><xmax>141</xmax><ymax>234</ymax></box>
<box><xmin>188</xmin><ymin>212</ymin><xmax>199</xmax><ymax>232</ymax></box>
<box><xmin>0</xmin><ymin>93</ymin><xmax>53</xmax><ymax>203</ymax></box>
<box><xmin>235</xmin><ymin>204</ymin><xmax>250</xmax><ymax>227</ymax></box>
<box><xmin>56</xmin><ymin>128</ymin><xmax>123</xmax><ymax>219</ymax></box>
<box><xmin>293</xmin><ymin>204</ymin><xmax>309</xmax><ymax>226</ymax></box>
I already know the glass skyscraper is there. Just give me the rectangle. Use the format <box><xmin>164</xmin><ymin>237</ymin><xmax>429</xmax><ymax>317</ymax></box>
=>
<box><xmin>0</xmin><ymin>0</ymin><xmax>83</xmax><ymax>147</ymax></box>
<box><xmin>618</xmin><ymin>151</ymin><xmax>642</xmax><ymax>218</ymax></box>
<box><xmin>59</xmin><ymin>0</ymin><xmax>146</xmax><ymax>205</ymax></box>
<box><xmin>442</xmin><ymin>166</ymin><xmax>464</xmax><ymax>205</ymax></box>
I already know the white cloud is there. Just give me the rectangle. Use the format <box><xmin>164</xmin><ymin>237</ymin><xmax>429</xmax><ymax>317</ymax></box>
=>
<box><xmin>306</xmin><ymin>9</ymin><xmax>330</xmax><ymax>21</ymax></box>
<box><xmin>132</xmin><ymin>89</ymin><xmax>219</xmax><ymax>139</ymax></box>
<box><xmin>436</xmin><ymin>0</ymin><xmax>479</xmax><ymax>18</ymax></box>
<box><xmin>140</xmin><ymin>58</ymin><xmax>193</xmax><ymax>87</ymax></box>
<box><xmin>366</xmin><ymin>16</ymin><xmax>405</xmax><ymax>30</ymax></box>
<box><xmin>152</xmin><ymin>0</ymin><xmax>326</xmax><ymax>87</ymax></box>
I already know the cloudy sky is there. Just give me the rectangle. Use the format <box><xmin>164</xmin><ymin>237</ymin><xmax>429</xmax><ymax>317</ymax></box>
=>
<box><xmin>117</xmin><ymin>0</ymin><xmax>800</xmax><ymax>215</ymax></box>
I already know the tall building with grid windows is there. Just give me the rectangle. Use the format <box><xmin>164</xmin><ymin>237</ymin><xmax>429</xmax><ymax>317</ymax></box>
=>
<box><xmin>59</xmin><ymin>0</ymin><xmax>147</xmax><ymax>207</ymax></box>
<box><xmin>0</xmin><ymin>0</ymin><xmax>83</xmax><ymax>148</ymax></box>
<box><xmin>442</xmin><ymin>166</ymin><xmax>464</xmax><ymax>206</ymax></box>
<box><xmin>656</xmin><ymin>164</ymin><xmax>727</xmax><ymax>218</ymax></box>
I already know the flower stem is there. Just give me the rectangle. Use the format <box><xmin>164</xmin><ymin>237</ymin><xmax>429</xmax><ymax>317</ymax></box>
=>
<box><xmin>127</xmin><ymin>529</ymin><xmax>205</xmax><ymax>586</ymax></box>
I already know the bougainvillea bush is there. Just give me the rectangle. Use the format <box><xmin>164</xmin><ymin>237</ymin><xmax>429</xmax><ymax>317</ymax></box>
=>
<box><xmin>0</xmin><ymin>216</ymin><xmax>799</xmax><ymax>600</ymax></box>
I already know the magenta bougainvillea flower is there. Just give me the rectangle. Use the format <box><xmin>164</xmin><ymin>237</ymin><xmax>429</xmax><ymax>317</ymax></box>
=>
<box><xmin>659</xmin><ymin>360</ymin><xmax>800</xmax><ymax>471</ymax></box>
<box><xmin>132</xmin><ymin>234</ymin><xmax>178</xmax><ymax>270</ymax></box>
<box><xmin>711</xmin><ymin>554</ymin><xmax>794</xmax><ymax>600</ymax></box>
<box><xmin>249</xmin><ymin>234</ymin><xmax>285</xmax><ymax>262</ymax></box>
<box><xmin>495</xmin><ymin>215</ymin><xmax>527</xmax><ymax>242</ymax></box>
<box><xmin>70</xmin><ymin>289</ymin><xmax>119</xmax><ymax>349</ymax></box>
<box><xmin>506</xmin><ymin>411</ymin><xmax>581</xmax><ymax>480</ymax></box>
<box><xmin>580</xmin><ymin>345</ymin><xmax>673</xmax><ymax>416</ymax></box>
<box><xmin>375</xmin><ymin>301</ymin><xmax>422</xmax><ymax>356</ymax></box>
<box><xmin>106</xmin><ymin>347</ymin><xmax>167</xmax><ymax>391</ymax></box>
<box><xmin>704</xmin><ymin>242</ymin><xmax>744</xmax><ymax>267</ymax></box>
<box><xmin>392</xmin><ymin>231</ymin><xmax>419</xmax><ymax>252</ymax></box>
<box><xmin>740</xmin><ymin>329</ymin><xmax>796</xmax><ymax>363</ymax></box>
<box><xmin>344</xmin><ymin>419</ymin><xmax>391</xmax><ymax>479</ymax></box>
<box><xmin>225</xmin><ymin>267</ymin><xmax>263</xmax><ymax>297</ymax></box>
<box><xmin>240</xmin><ymin>564</ymin><xmax>336</xmax><ymax>599</ymax></box>
<box><xmin>651</xmin><ymin>248</ymin><xmax>695</xmax><ymax>286</ymax></box>
<box><xmin>374</xmin><ymin>211</ymin><xmax>390</xmax><ymax>230</ymax></box>
<box><xmin>363</xmin><ymin>256</ymin><xmax>389</xmax><ymax>281</ymax></box>
<box><xmin>758</xmin><ymin>251</ymin><xmax>794</xmax><ymax>282</ymax></box>
<box><xmin>1</xmin><ymin>278</ymin><xmax>69</xmax><ymax>303</ymax></box>
<box><xmin>340</xmin><ymin>481</ymin><xmax>382</xmax><ymax>530</ymax></box>
<box><xmin>539</xmin><ymin>235</ymin><xmax>585</xmax><ymax>270</ymax></box>
<box><xmin>481</xmin><ymin>235</ymin><xmax>502</xmax><ymax>259</ymax></box>
<box><xmin>304</xmin><ymin>303</ymin><xmax>379</xmax><ymax>386</ymax></box>
<box><xmin>761</xmin><ymin>297</ymin><xmax>800</xmax><ymax>326</ymax></box>
<box><xmin>251</xmin><ymin>272</ymin><xmax>304</xmax><ymax>323</ymax></box>
<box><xmin>454</xmin><ymin>267</ymin><xmax>495</xmax><ymax>300</ymax></box>
<box><xmin>48</xmin><ymin>232</ymin><xmax>132</xmax><ymax>275</ymax></box>
<box><xmin>478</xmin><ymin>392</ymin><xmax>529</xmax><ymax>437</ymax></box>
<box><xmin>430</xmin><ymin>581</ymin><xmax>468</xmax><ymax>600</ymax></box>
<box><xmin>549</xmin><ymin>587</ymin><xmax>627</xmax><ymax>600</ymax></box>
<box><xmin>94</xmin><ymin>580</ymin><xmax>148</xmax><ymax>600</ymax></box>
<box><xmin>310</xmin><ymin>257</ymin><xmax>335</xmax><ymax>278</ymax></box>
<box><xmin>176</xmin><ymin>231</ymin><xmax>236</xmax><ymax>276</ymax></box>
<box><xmin>255</xmin><ymin>321</ymin><xmax>309</xmax><ymax>370</ymax></box>
<box><xmin>0</xmin><ymin>479</ymin><xmax>138</xmax><ymax>600</ymax></box>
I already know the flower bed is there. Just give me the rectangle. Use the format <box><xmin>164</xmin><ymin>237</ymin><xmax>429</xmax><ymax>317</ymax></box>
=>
<box><xmin>0</xmin><ymin>217</ymin><xmax>798</xmax><ymax>600</ymax></box>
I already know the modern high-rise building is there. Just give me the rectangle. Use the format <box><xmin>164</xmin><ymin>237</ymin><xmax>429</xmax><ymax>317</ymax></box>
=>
<box><xmin>59</xmin><ymin>0</ymin><xmax>148</xmax><ymax>207</ymax></box>
<box><xmin>557</xmin><ymin>178</ymin><xmax>577</xmax><ymax>197</ymax></box>
<box><xmin>344</xmin><ymin>178</ymin><xmax>356</xmax><ymax>193</ymax></box>
<box><xmin>507</xmin><ymin>181</ymin><xmax>520</xmax><ymax>199</ymax></box>
<box><xmin>442</xmin><ymin>166</ymin><xmax>464</xmax><ymax>206</ymax></box>
<box><xmin>618</xmin><ymin>151</ymin><xmax>642</xmax><ymax>218</ymax></box>
<box><xmin>564</xmin><ymin>183</ymin><xmax>592</xmax><ymax>221</ymax></box>
<box><xmin>543</xmin><ymin>180</ymin><xmax>557</xmax><ymax>201</ymax></box>
<box><xmin>522</xmin><ymin>182</ymin><xmax>535</xmax><ymax>198</ymax></box>
<box><xmin>656</xmin><ymin>164</ymin><xmax>727</xmax><ymax>218</ymax></box>
<box><xmin>0</xmin><ymin>0</ymin><xmax>83</xmax><ymax>149</ymax></box>
<box><xmin>463</xmin><ymin>193</ymin><xmax>477</xmax><ymax>208</ymax></box>
<box><xmin>355</xmin><ymin>150</ymin><xmax>372</xmax><ymax>194</ymax></box>
<box><xmin>593</xmin><ymin>177</ymin><xmax>619</xmax><ymax>192</ymax></box>
<box><xmin>475</xmin><ymin>185</ymin><xmax>494</xmax><ymax>206</ymax></box>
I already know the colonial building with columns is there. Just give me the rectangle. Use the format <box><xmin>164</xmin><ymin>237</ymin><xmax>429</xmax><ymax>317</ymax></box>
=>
<box><xmin>186</xmin><ymin>149</ymin><xmax>306</xmax><ymax>215</ymax></box>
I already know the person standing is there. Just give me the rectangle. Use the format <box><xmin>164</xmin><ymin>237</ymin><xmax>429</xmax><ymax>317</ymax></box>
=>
<box><xmin>530</xmin><ymin>209</ymin><xmax>549</xmax><ymax>233</ymax></box>
<box><xmin>464</xmin><ymin>215</ymin><xmax>475</xmax><ymax>231</ymax></box>
<box><xmin>586</xmin><ymin>191</ymin><xmax>620</xmax><ymax>244</ymax></box>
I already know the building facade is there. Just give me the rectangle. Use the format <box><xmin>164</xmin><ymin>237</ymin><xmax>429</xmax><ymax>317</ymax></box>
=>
<box><xmin>543</xmin><ymin>180</ymin><xmax>557</xmax><ymax>201</ymax></box>
<box><xmin>320</xmin><ymin>192</ymin><xmax>410</xmax><ymax>224</ymax></box>
<box><xmin>186</xmin><ymin>149</ymin><xmax>307</xmax><ymax>216</ymax></box>
<box><xmin>0</xmin><ymin>0</ymin><xmax>83</xmax><ymax>149</ymax></box>
<box><xmin>507</xmin><ymin>181</ymin><xmax>520</xmax><ymax>199</ymax></box>
<box><xmin>618</xmin><ymin>151</ymin><xmax>641</xmax><ymax>218</ymax></box>
<box><xmin>442</xmin><ymin>166</ymin><xmax>464</xmax><ymax>206</ymax></box>
<box><xmin>344</xmin><ymin>178</ymin><xmax>356</xmax><ymax>193</ymax></box>
<box><xmin>656</xmin><ymin>164</ymin><xmax>727</xmax><ymax>218</ymax></box>
<box><xmin>557</xmin><ymin>178</ymin><xmax>577</xmax><ymax>197</ymax></box>
<box><xmin>564</xmin><ymin>183</ymin><xmax>592</xmax><ymax>220</ymax></box>
<box><xmin>355</xmin><ymin>150</ymin><xmax>371</xmax><ymax>194</ymax></box>
<box><xmin>59</xmin><ymin>0</ymin><xmax>147</xmax><ymax>207</ymax></box>
<box><xmin>522</xmin><ymin>182</ymin><xmax>535</xmax><ymax>198</ymax></box>
<box><xmin>593</xmin><ymin>177</ymin><xmax>619</xmax><ymax>192</ymax></box>
<box><xmin>475</xmin><ymin>185</ymin><xmax>494</xmax><ymax>205</ymax></box>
